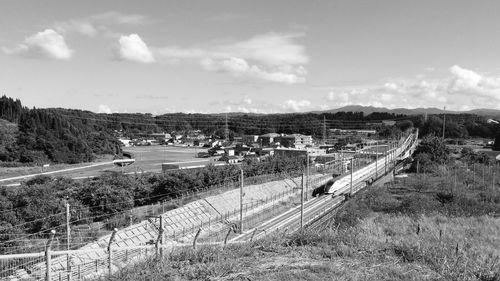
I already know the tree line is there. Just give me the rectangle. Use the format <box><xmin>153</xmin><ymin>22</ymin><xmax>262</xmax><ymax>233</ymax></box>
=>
<box><xmin>1</xmin><ymin>95</ymin><xmax>499</xmax><ymax>165</ymax></box>
<box><xmin>0</xmin><ymin>155</ymin><xmax>306</xmax><ymax>252</ymax></box>
<box><xmin>0</xmin><ymin>96</ymin><xmax>121</xmax><ymax>164</ymax></box>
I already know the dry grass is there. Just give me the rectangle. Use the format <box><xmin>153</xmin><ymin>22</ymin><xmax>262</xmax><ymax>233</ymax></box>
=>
<box><xmin>105</xmin><ymin>213</ymin><xmax>499</xmax><ymax>281</ymax></box>
<box><xmin>106</xmin><ymin>172</ymin><xmax>500</xmax><ymax>281</ymax></box>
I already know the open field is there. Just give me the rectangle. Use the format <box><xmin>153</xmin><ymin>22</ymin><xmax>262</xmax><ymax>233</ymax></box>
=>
<box><xmin>0</xmin><ymin>145</ymin><xmax>213</xmax><ymax>186</ymax></box>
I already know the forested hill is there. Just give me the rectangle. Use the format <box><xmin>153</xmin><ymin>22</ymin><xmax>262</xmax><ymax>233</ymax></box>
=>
<box><xmin>0</xmin><ymin>96</ymin><xmax>121</xmax><ymax>164</ymax></box>
<box><xmin>45</xmin><ymin>106</ymin><xmax>409</xmax><ymax>137</ymax></box>
<box><xmin>1</xmin><ymin>95</ymin><xmax>498</xmax><ymax>165</ymax></box>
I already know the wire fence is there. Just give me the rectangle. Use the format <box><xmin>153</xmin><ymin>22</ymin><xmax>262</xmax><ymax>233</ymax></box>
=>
<box><xmin>0</xmin><ymin>166</ymin><xmax>366</xmax><ymax>257</ymax></box>
<box><xmin>0</xmin><ymin>159</ymin><xmax>351</xmax><ymax>254</ymax></box>
<box><xmin>0</xmin><ymin>172</ymin><xmax>336</xmax><ymax>281</ymax></box>
<box><xmin>0</xmin><ymin>175</ymin><xmax>310</xmax><ymax>280</ymax></box>
<box><xmin>0</xmin><ymin>132</ymin><xmax>420</xmax><ymax>280</ymax></box>
<box><xmin>0</xmin><ymin>190</ymin><xmax>334</xmax><ymax>281</ymax></box>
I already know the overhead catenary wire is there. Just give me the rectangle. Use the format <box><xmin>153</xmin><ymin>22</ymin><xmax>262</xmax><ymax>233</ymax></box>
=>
<box><xmin>0</xmin><ymin>170</ymin><xmax>292</xmax><ymax>246</ymax></box>
<box><xmin>54</xmin><ymin>112</ymin><xmax>417</xmax><ymax>128</ymax></box>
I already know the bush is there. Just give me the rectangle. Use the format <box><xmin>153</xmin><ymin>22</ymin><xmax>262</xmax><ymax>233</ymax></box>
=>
<box><xmin>398</xmin><ymin>193</ymin><xmax>442</xmax><ymax>216</ymax></box>
<box><xmin>333</xmin><ymin>198</ymin><xmax>371</xmax><ymax>228</ymax></box>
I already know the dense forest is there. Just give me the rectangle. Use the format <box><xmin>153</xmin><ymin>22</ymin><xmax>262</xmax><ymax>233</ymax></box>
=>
<box><xmin>1</xmin><ymin>95</ymin><xmax>499</xmax><ymax>165</ymax></box>
<box><xmin>0</xmin><ymin>96</ymin><xmax>121</xmax><ymax>164</ymax></box>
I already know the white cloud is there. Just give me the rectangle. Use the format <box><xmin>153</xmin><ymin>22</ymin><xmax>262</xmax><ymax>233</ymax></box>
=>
<box><xmin>54</xmin><ymin>20</ymin><xmax>97</xmax><ymax>37</ymax></box>
<box><xmin>2</xmin><ymin>29</ymin><xmax>73</xmax><ymax>60</ymax></box>
<box><xmin>282</xmin><ymin>99</ymin><xmax>311</xmax><ymax>112</ymax></box>
<box><xmin>203</xmin><ymin>57</ymin><xmax>249</xmax><ymax>73</ymax></box>
<box><xmin>52</xmin><ymin>11</ymin><xmax>152</xmax><ymax>38</ymax></box>
<box><xmin>117</xmin><ymin>34</ymin><xmax>154</xmax><ymax>63</ymax></box>
<box><xmin>212</xmin><ymin>97</ymin><xmax>277</xmax><ymax>114</ymax></box>
<box><xmin>215</xmin><ymin>33</ymin><xmax>308</xmax><ymax>66</ymax></box>
<box><xmin>92</xmin><ymin>11</ymin><xmax>153</xmax><ymax>25</ymax></box>
<box><xmin>243</xmin><ymin>97</ymin><xmax>252</xmax><ymax>105</ymax></box>
<box><xmin>98</xmin><ymin>104</ymin><xmax>112</xmax><ymax>114</ymax></box>
<box><xmin>449</xmin><ymin>65</ymin><xmax>483</xmax><ymax>91</ymax></box>
<box><xmin>322</xmin><ymin>65</ymin><xmax>500</xmax><ymax>110</ymax></box>
<box><xmin>326</xmin><ymin>91</ymin><xmax>350</xmax><ymax>106</ymax></box>
<box><xmin>202</xmin><ymin>57</ymin><xmax>305</xmax><ymax>84</ymax></box>
<box><xmin>155</xmin><ymin>33</ymin><xmax>308</xmax><ymax>84</ymax></box>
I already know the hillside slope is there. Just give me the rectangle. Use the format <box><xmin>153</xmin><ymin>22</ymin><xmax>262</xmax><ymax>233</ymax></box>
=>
<box><xmin>107</xmin><ymin>175</ymin><xmax>500</xmax><ymax>281</ymax></box>
<box><xmin>0</xmin><ymin>96</ymin><xmax>121</xmax><ymax>164</ymax></box>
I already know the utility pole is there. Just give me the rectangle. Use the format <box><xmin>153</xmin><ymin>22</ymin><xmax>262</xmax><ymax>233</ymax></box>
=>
<box><xmin>239</xmin><ymin>168</ymin><xmax>243</xmax><ymax>234</ymax></box>
<box><xmin>350</xmin><ymin>158</ymin><xmax>353</xmax><ymax>195</ymax></box>
<box><xmin>66</xmin><ymin>201</ymin><xmax>70</xmax><ymax>273</ymax></box>
<box><xmin>375</xmin><ymin>141</ymin><xmax>379</xmax><ymax>179</ymax></box>
<box><xmin>322</xmin><ymin>115</ymin><xmax>326</xmax><ymax>145</ymax></box>
<box><xmin>306</xmin><ymin>150</ymin><xmax>310</xmax><ymax>201</ymax></box>
<box><xmin>300</xmin><ymin>173</ymin><xmax>304</xmax><ymax>231</ymax></box>
<box><xmin>442</xmin><ymin>106</ymin><xmax>446</xmax><ymax>140</ymax></box>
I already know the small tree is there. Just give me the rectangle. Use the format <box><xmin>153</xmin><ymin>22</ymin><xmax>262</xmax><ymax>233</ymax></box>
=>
<box><xmin>410</xmin><ymin>136</ymin><xmax>449</xmax><ymax>173</ymax></box>
<box><xmin>414</xmin><ymin>136</ymin><xmax>449</xmax><ymax>163</ymax></box>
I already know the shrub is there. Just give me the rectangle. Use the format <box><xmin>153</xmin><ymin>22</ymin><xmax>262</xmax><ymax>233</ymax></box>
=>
<box><xmin>398</xmin><ymin>193</ymin><xmax>442</xmax><ymax>216</ymax></box>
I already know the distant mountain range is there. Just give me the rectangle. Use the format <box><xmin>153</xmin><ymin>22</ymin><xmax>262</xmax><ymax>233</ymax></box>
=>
<box><xmin>312</xmin><ymin>105</ymin><xmax>500</xmax><ymax>117</ymax></box>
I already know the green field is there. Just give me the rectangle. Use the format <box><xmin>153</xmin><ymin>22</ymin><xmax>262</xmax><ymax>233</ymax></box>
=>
<box><xmin>0</xmin><ymin>145</ymin><xmax>214</xmax><ymax>185</ymax></box>
<box><xmin>119</xmin><ymin>145</ymin><xmax>215</xmax><ymax>173</ymax></box>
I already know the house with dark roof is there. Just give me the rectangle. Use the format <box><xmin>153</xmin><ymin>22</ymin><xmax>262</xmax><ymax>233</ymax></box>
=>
<box><xmin>258</xmin><ymin>133</ymin><xmax>281</xmax><ymax>146</ymax></box>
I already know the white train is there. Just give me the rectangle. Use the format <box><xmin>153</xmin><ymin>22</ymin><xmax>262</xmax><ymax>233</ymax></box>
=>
<box><xmin>325</xmin><ymin>130</ymin><xmax>419</xmax><ymax>195</ymax></box>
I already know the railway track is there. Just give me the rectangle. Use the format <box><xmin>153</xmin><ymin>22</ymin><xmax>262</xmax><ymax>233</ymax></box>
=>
<box><xmin>231</xmin><ymin>131</ymin><xmax>418</xmax><ymax>242</ymax></box>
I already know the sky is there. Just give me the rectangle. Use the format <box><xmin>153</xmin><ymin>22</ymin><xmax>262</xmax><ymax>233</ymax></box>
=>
<box><xmin>2</xmin><ymin>0</ymin><xmax>500</xmax><ymax>114</ymax></box>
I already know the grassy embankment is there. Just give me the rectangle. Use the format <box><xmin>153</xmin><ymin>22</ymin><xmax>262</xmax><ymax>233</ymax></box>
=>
<box><xmin>106</xmin><ymin>167</ymin><xmax>500</xmax><ymax>281</ymax></box>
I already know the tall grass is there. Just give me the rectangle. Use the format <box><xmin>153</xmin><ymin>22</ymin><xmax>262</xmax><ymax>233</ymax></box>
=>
<box><xmin>106</xmin><ymin>171</ymin><xmax>500</xmax><ymax>281</ymax></box>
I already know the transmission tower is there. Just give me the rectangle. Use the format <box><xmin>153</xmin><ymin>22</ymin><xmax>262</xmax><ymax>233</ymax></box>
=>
<box><xmin>322</xmin><ymin>115</ymin><xmax>326</xmax><ymax>144</ymax></box>
<box><xmin>225</xmin><ymin>113</ymin><xmax>229</xmax><ymax>142</ymax></box>
<box><xmin>442</xmin><ymin>106</ymin><xmax>446</xmax><ymax>139</ymax></box>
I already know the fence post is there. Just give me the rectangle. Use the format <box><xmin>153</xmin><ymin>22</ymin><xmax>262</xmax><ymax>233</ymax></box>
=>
<box><xmin>45</xmin><ymin>230</ymin><xmax>56</xmax><ymax>281</ymax></box>
<box><xmin>107</xmin><ymin>228</ymin><xmax>118</xmax><ymax>276</ymax></box>
<box><xmin>65</xmin><ymin>202</ymin><xmax>71</xmax><ymax>274</ymax></box>
<box><xmin>239</xmin><ymin>168</ymin><xmax>244</xmax><ymax>234</ymax></box>
<box><xmin>156</xmin><ymin>214</ymin><xmax>165</xmax><ymax>258</ymax></box>
<box><xmin>223</xmin><ymin>227</ymin><xmax>232</xmax><ymax>248</ymax></box>
<box><xmin>193</xmin><ymin>228</ymin><xmax>202</xmax><ymax>250</ymax></box>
